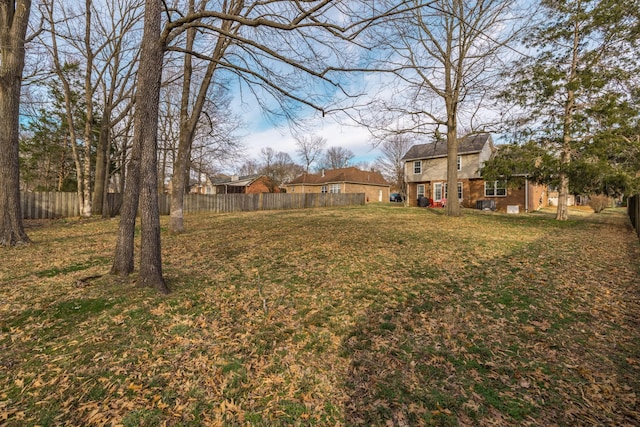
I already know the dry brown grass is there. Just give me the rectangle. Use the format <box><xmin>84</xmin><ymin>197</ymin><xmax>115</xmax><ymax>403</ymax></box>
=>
<box><xmin>1</xmin><ymin>205</ymin><xmax>638</xmax><ymax>426</ymax></box>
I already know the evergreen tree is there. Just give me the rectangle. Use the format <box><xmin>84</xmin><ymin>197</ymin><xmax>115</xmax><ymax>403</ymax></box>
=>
<box><xmin>493</xmin><ymin>0</ymin><xmax>639</xmax><ymax>219</ymax></box>
<box><xmin>21</xmin><ymin>74</ymin><xmax>101</xmax><ymax>193</ymax></box>
<box><xmin>20</xmin><ymin>110</ymin><xmax>75</xmax><ymax>191</ymax></box>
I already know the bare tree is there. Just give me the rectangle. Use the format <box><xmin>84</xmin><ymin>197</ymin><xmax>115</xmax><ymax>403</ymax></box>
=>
<box><xmin>237</xmin><ymin>158</ymin><xmax>259</xmax><ymax>176</ymax></box>
<box><xmin>0</xmin><ymin>0</ymin><xmax>33</xmax><ymax>246</ymax></box>
<box><xmin>258</xmin><ymin>146</ymin><xmax>276</xmax><ymax>174</ymax></box>
<box><xmin>92</xmin><ymin>0</ymin><xmax>141</xmax><ymax>216</ymax></box>
<box><xmin>366</xmin><ymin>0</ymin><xmax>522</xmax><ymax>216</ymax></box>
<box><xmin>112</xmin><ymin>0</ymin><xmax>420</xmax><ymax>291</ymax></box>
<box><xmin>111</xmin><ymin>112</ymin><xmax>135</xmax><ymax>194</ymax></box>
<box><xmin>259</xmin><ymin>149</ymin><xmax>303</xmax><ymax>186</ymax></box>
<box><xmin>320</xmin><ymin>146</ymin><xmax>354</xmax><ymax>170</ymax></box>
<box><xmin>295</xmin><ymin>134</ymin><xmax>326</xmax><ymax>173</ymax></box>
<box><xmin>164</xmin><ymin>0</ymin><xmax>423</xmax><ymax>231</ymax></box>
<box><xmin>190</xmin><ymin>90</ymin><xmax>244</xmax><ymax>170</ymax></box>
<box><xmin>157</xmin><ymin>86</ymin><xmax>180</xmax><ymax>193</ymax></box>
<box><xmin>112</xmin><ymin>0</ymin><xmax>168</xmax><ymax>293</ymax></box>
<box><xmin>167</xmin><ymin>0</ymin><xmax>232</xmax><ymax>233</ymax></box>
<box><xmin>375</xmin><ymin>134</ymin><xmax>412</xmax><ymax>195</ymax></box>
<box><xmin>41</xmin><ymin>0</ymin><xmax>141</xmax><ymax>217</ymax></box>
<box><xmin>273</xmin><ymin>151</ymin><xmax>303</xmax><ymax>186</ymax></box>
<box><xmin>42</xmin><ymin>0</ymin><xmax>95</xmax><ymax>217</ymax></box>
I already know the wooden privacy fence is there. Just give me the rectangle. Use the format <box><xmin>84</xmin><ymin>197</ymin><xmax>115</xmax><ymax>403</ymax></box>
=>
<box><xmin>629</xmin><ymin>195</ymin><xmax>639</xmax><ymax>240</ymax></box>
<box><xmin>21</xmin><ymin>192</ymin><xmax>366</xmax><ymax>219</ymax></box>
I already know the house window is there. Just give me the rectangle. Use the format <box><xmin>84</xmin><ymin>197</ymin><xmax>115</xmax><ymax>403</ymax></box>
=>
<box><xmin>485</xmin><ymin>181</ymin><xmax>507</xmax><ymax>197</ymax></box>
<box><xmin>457</xmin><ymin>155</ymin><xmax>462</xmax><ymax>171</ymax></box>
<box><xmin>321</xmin><ymin>185</ymin><xmax>327</xmax><ymax>193</ymax></box>
<box><xmin>330</xmin><ymin>184</ymin><xmax>341</xmax><ymax>193</ymax></box>
<box><xmin>413</xmin><ymin>161</ymin><xmax>421</xmax><ymax>174</ymax></box>
<box><xmin>435</xmin><ymin>182</ymin><xmax>462</xmax><ymax>201</ymax></box>
<box><xmin>417</xmin><ymin>184</ymin><xmax>425</xmax><ymax>198</ymax></box>
<box><xmin>434</xmin><ymin>182</ymin><xmax>444</xmax><ymax>201</ymax></box>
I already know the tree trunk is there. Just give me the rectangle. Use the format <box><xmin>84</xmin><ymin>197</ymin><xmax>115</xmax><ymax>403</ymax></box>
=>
<box><xmin>168</xmin><ymin>0</ymin><xmax>195</xmax><ymax>234</ymax></box>
<box><xmin>112</xmin><ymin>0</ymin><xmax>168</xmax><ymax>293</ymax></box>
<box><xmin>556</xmin><ymin>171</ymin><xmax>570</xmax><ymax>221</ymax></box>
<box><xmin>556</xmin><ymin>115</ymin><xmax>572</xmax><ymax>221</ymax></box>
<box><xmin>445</xmin><ymin>87</ymin><xmax>461</xmax><ymax>217</ymax></box>
<box><xmin>93</xmin><ymin>109</ymin><xmax>110</xmax><ymax>215</ymax></box>
<box><xmin>0</xmin><ymin>0</ymin><xmax>32</xmax><ymax>246</ymax></box>
<box><xmin>556</xmin><ymin>17</ymin><xmax>581</xmax><ymax>221</ymax></box>
<box><xmin>169</xmin><ymin>2</ymin><xmax>232</xmax><ymax>233</ymax></box>
<box><xmin>46</xmin><ymin>0</ymin><xmax>90</xmax><ymax>217</ymax></box>
<box><xmin>169</xmin><ymin>130</ymin><xmax>192</xmax><ymax>233</ymax></box>
<box><xmin>111</xmin><ymin>135</ymin><xmax>140</xmax><ymax>276</ymax></box>
<box><xmin>445</xmin><ymin>123</ymin><xmax>461</xmax><ymax>217</ymax></box>
<box><xmin>80</xmin><ymin>0</ymin><xmax>94</xmax><ymax>218</ymax></box>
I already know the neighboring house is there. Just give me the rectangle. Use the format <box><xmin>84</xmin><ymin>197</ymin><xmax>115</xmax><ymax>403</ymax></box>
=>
<box><xmin>402</xmin><ymin>133</ymin><xmax>548</xmax><ymax>213</ymax></box>
<box><xmin>285</xmin><ymin>167</ymin><xmax>390</xmax><ymax>203</ymax></box>
<box><xmin>191</xmin><ymin>174</ymin><xmax>280</xmax><ymax>195</ymax></box>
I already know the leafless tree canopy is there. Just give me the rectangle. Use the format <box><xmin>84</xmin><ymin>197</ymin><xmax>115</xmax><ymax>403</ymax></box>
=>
<box><xmin>375</xmin><ymin>134</ymin><xmax>412</xmax><ymax>192</ymax></box>
<box><xmin>354</xmin><ymin>0</ymin><xmax>523</xmax><ymax>216</ymax></box>
<box><xmin>319</xmin><ymin>146</ymin><xmax>354</xmax><ymax>170</ymax></box>
<box><xmin>359</xmin><ymin>0</ymin><xmax>523</xmax><ymax>137</ymax></box>
<box><xmin>295</xmin><ymin>134</ymin><xmax>326</xmax><ymax>172</ymax></box>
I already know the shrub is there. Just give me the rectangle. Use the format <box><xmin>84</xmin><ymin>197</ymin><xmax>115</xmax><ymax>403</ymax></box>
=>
<box><xmin>589</xmin><ymin>194</ymin><xmax>610</xmax><ymax>213</ymax></box>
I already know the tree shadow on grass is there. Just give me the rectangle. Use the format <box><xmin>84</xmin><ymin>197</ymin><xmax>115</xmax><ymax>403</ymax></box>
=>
<box><xmin>339</xmin><ymin>217</ymin><xmax>640</xmax><ymax>426</ymax></box>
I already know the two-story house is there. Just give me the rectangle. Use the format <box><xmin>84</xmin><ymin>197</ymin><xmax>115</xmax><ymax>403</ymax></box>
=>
<box><xmin>402</xmin><ymin>133</ymin><xmax>548</xmax><ymax>213</ymax></box>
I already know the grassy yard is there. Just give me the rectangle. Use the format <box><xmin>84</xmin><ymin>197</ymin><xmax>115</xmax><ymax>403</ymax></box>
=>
<box><xmin>1</xmin><ymin>204</ymin><xmax>639</xmax><ymax>426</ymax></box>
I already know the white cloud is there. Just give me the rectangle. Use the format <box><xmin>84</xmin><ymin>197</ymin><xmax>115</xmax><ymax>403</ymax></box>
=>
<box><xmin>239</xmin><ymin>110</ymin><xmax>381</xmax><ymax>169</ymax></box>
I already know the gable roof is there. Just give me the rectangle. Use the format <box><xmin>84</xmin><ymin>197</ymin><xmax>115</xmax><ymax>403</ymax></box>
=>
<box><xmin>402</xmin><ymin>133</ymin><xmax>492</xmax><ymax>161</ymax></box>
<box><xmin>288</xmin><ymin>167</ymin><xmax>389</xmax><ymax>186</ymax></box>
<box><xmin>210</xmin><ymin>174</ymin><xmax>265</xmax><ymax>187</ymax></box>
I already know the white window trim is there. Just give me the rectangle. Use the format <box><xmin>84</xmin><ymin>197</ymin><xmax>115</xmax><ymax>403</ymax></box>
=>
<box><xmin>321</xmin><ymin>185</ymin><xmax>327</xmax><ymax>193</ymax></box>
<box><xmin>329</xmin><ymin>183</ymin><xmax>341</xmax><ymax>194</ymax></box>
<box><xmin>417</xmin><ymin>184</ymin><xmax>425</xmax><ymax>198</ymax></box>
<box><xmin>435</xmin><ymin>182</ymin><xmax>463</xmax><ymax>201</ymax></box>
<box><xmin>413</xmin><ymin>161</ymin><xmax>421</xmax><ymax>174</ymax></box>
<box><xmin>434</xmin><ymin>182</ymin><xmax>443</xmax><ymax>201</ymax></box>
<box><xmin>457</xmin><ymin>155</ymin><xmax>462</xmax><ymax>171</ymax></box>
<box><xmin>484</xmin><ymin>181</ymin><xmax>507</xmax><ymax>197</ymax></box>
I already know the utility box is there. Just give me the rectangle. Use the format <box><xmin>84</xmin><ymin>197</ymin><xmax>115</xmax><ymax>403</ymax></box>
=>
<box><xmin>476</xmin><ymin>199</ymin><xmax>496</xmax><ymax>211</ymax></box>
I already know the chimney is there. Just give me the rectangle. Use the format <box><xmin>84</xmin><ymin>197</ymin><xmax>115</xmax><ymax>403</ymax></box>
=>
<box><xmin>231</xmin><ymin>175</ymin><xmax>239</xmax><ymax>182</ymax></box>
<box><xmin>321</xmin><ymin>169</ymin><xmax>325</xmax><ymax>177</ymax></box>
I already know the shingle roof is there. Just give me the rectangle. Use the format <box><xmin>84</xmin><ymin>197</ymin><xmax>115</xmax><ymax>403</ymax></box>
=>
<box><xmin>210</xmin><ymin>174</ymin><xmax>262</xmax><ymax>187</ymax></box>
<box><xmin>402</xmin><ymin>133</ymin><xmax>492</xmax><ymax>161</ymax></box>
<box><xmin>288</xmin><ymin>167</ymin><xmax>389</xmax><ymax>186</ymax></box>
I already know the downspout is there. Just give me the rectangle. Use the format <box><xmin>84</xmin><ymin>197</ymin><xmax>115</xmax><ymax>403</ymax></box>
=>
<box><xmin>525</xmin><ymin>176</ymin><xmax>529</xmax><ymax>213</ymax></box>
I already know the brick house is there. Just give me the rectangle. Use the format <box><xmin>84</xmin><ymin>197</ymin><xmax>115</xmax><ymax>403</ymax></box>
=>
<box><xmin>285</xmin><ymin>167</ymin><xmax>390</xmax><ymax>203</ymax></box>
<box><xmin>402</xmin><ymin>133</ymin><xmax>548</xmax><ymax>213</ymax></box>
<box><xmin>190</xmin><ymin>174</ymin><xmax>280</xmax><ymax>194</ymax></box>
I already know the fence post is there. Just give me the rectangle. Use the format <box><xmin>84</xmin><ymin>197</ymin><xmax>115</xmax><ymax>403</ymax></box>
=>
<box><xmin>19</xmin><ymin>191</ymin><xmax>367</xmax><ymax>218</ymax></box>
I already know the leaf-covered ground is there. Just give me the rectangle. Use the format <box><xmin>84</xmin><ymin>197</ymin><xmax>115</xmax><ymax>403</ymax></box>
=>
<box><xmin>1</xmin><ymin>205</ymin><xmax>638</xmax><ymax>426</ymax></box>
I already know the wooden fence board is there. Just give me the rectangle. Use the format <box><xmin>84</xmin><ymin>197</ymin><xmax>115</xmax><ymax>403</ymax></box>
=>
<box><xmin>21</xmin><ymin>192</ymin><xmax>365</xmax><ymax>219</ymax></box>
<box><xmin>629</xmin><ymin>195</ymin><xmax>639</xmax><ymax>239</ymax></box>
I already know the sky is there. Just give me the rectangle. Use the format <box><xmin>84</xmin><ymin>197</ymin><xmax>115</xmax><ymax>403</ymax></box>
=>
<box><xmin>28</xmin><ymin>0</ymin><xmax>519</xmax><ymax>176</ymax></box>
<box><xmin>235</xmin><ymin>103</ymin><xmax>383</xmax><ymax>170</ymax></box>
